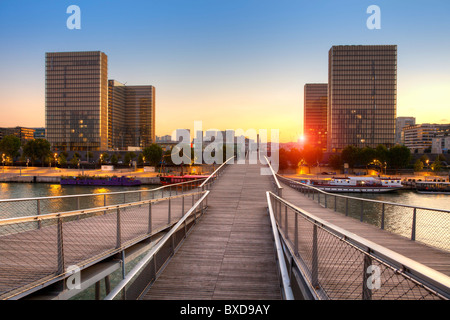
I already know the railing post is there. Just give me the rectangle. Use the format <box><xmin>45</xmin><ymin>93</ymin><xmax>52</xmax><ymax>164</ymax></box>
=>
<box><xmin>411</xmin><ymin>208</ymin><xmax>417</xmax><ymax>241</ymax></box>
<box><xmin>57</xmin><ymin>217</ymin><xmax>65</xmax><ymax>274</ymax></box>
<box><xmin>381</xmin><ymin>203</ymin><xmax>385</xmax><ymax>230</ymax></box>
<box><xmin>360</xmin><ymin>200</ymin><xmax>364</xmax><ymax>222</ymax></box>
<box><xmin>148</xmin><ymin>202</ymin><xmax>152</xmax><ymax>234</ymax></box>
<box><xmin>334</xmin><ymin>196</ymin><xmax>337</xmax><ymax>212</ymax></box>
<box><xmin>312</xmin><ymin>224</ymin><xmax>319</xmax><ymax>288</ymax></box>
<box><xmin>294</xmin><ymin>212</ymin><xmax>299</xmax><ymax>255</ymax></box>
<box><xmin>116</xmin><ymin>208</ymin><xmax>121</xmax><ymax>249</ymax></box>
<box><xmin>284</xmin><ymin>206</ymin><xmax>288</xmax><ymax>240</ymax></box>
<box><xmin>168</xmin><ymin>197</ymin><xmax>171</xmax><ymax>224</ymax></box>
<box><xmin>182</xmin><ymin>195</ymin><xmax>185</xmax><ymax>217</ymax></box>
<box><xmin>37</xmin><ymin>199</ymin><xmax>41</xmax><ymax>229</ymax></box>
<box><xmin>362</xmin><ymin>254</ymin><xmax>373</xmax><ymax>300</ymax></box>
<box><xmin>346</xmin><ymin>198</ymin><xmax>349</xmax><ymax>216</ymax></box>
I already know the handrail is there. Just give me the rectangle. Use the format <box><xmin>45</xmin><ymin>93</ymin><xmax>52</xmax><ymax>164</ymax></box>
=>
<box><xmin>0</xmin><ymin>191</ymin><xmax>205</xmax><ymax>226</ymax></box>
<box><xmin>266</xmin><ymin>192</ymin><xmax>294</xmax><ymax>300</ymax></box>
<box><xmin>199</xmin><ymin>156</ymin><xmax>235</xmax><ymax>188</ymax></box>
<box><xmin>0</xmin><ymin>177</ymin><xmax>207</xmax><ymax>204</ymax></box>
<box><xmin>277</xmin><ymin>174</ymin><xmax>450</xmax><ymax>214</ymax></box>
<box><xmin>104</xmin><ymin>191</ymin><xmax>210</xmax><ymax>300</ymax></box>
<box><xmin>268</xmin><ymin>191</ymin><xmax>450</xmax><ymax>299</ymax></box>
<box><xmin>264</xmin><ymin>156</ymin><xmax>283</xmax><ymax>196</ymax></box>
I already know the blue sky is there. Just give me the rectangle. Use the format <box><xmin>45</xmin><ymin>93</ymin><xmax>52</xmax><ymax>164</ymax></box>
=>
<box><xmin>0</xmin><ymin>0</ymin><xmax>449</xmax><ymax>142</ymax></box>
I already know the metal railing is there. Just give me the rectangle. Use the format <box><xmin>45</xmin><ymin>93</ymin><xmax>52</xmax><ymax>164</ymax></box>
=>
<box><xmin>0</xmin><ymin>177</ymin><xmax>206</xmax><ymax>220</ymax></box>
<box><xmin>266</xmin><ymin>192</ymin><xmax>293</xmax><ymax>300</ymax></box>
<box><xmin>0</xmin><ymin>190</ymin><xmax>209</xmax><ymax>300</ymax></box>
<box><xmin>104</xmin><ymin>191</ymin><xmax>210</xmax><ymax>300</ymax></box>
<box><xmin>0</xmin><ymin>157</ymin><xmax>234</xmax><ymax>300</ymax></box>
<box><xmin>0</xmin><ymin>156</ymin><xmax>234</xmax><ymax>221</ymax></box>
<box><xmin>267</xmin><ymin>191</ymin><xmax>450</xmax><ymax>300</ymax></box>
<box><xmin>263</xmin><ymin>155</ymin><xmax>283</xmax><ymax>197</ymax></box>
<box><xmin>277</xmin><ymin>175</ymin><xmax>450</xmax><ymax>252</ymax></box>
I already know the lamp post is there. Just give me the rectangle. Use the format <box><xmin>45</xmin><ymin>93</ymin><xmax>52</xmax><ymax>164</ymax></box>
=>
<box><xmin>54</xmin><ymin>153</ymin><xmax>58</xmax><ymax>169</ymax></box>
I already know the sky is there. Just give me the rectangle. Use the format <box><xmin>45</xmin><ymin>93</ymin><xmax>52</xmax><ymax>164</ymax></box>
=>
<box><xmin>0</xmin><ymin>0</ymin><xmax>449</xmax><ymax>143</ymax></box>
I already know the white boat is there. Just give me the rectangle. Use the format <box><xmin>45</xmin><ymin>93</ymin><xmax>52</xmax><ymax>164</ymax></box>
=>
<box><xmin>304</xmin><ymin>176</ymin><xmax>403</xmax><ymax>193</ymax></box>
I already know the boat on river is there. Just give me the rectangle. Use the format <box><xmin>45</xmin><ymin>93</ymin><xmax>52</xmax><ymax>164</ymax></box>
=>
<box><xmin>159</xmin><ymin>175</ymin><xmax>209</xmax><ymax>186</ymax></box>
<box><xmin>60</xmin><ymin>175</ymin><xmax>141</xmax><ymax>186</ymax></box>
<box><xmin>415</xmin><ymin>181</ymin><xmax>450</xmax><ymax>194</ymax></box>
<box><xmin>304</xmin><ymin>176</ymin><xmax>403</xmax><ymax>193</ymax></box>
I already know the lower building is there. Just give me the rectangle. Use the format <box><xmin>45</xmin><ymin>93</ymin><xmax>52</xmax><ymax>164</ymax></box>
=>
<box><xmin>0</xmin><ymin>127</ymin><xmax>36</xmax><ymax>144</ymax></box>
<box><xmin>402</xmin><ymin>123</ymin><xmax>450</xmax><ymax>153</ymax></box>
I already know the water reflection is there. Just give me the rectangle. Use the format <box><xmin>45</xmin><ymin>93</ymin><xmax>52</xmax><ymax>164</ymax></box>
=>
<box><xmin>321</xmin><ymin>190</ymin><xmax>450</xmax><ymax>251</ymax></box>
<box><xmin>0</xmin><ymin>183</ymin><xmax>160</xmax><ymax>219</ymax></box>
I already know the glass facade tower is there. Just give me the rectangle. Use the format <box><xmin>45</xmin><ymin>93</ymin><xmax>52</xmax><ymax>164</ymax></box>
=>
<box><xmin>304</xmin><ymin>83</ymin><xmax>328</xmax><ymax>151</ymax></box>
<box><xmin>108</xmin><ymin>80</ymin><xmax>156</xmax><ymax>150</ymax></box>
<box><xmin>327</xmin><ymin>45</ymin><xmax>397</xmax><ymax>152</ymax></box>
<box><xmin>45</xmin><ymin>51</ymin><xmax>108</xmax><ymax>151</ymax></box>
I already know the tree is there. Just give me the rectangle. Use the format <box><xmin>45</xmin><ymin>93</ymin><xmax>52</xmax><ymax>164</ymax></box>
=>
<box><xmin>436</xmin><ymin>154</ymin><xmax>446</xmax><ymax>162</ymax></box>
<box><xmin>278</xmin><ymin>148</ymin><xmax>289</xmax><ymax>171</ymax></box>
<box><xmin>328</xmin><ymin>154</ymin><xmax>343</xmax><ymax>171</ymax></box>
<box><xmin>58</xmin><ymin>153</ymin><xmax>67</xmax><ymax>166</ymax></box>
<box><xmin>99</xmin><ymin>152</ymin><xmax>110</xmax><ymax>165</ymax></box>
<box><xmin>70</xmin><ymin>154</ymin><xmax>80</xmax><ymax>167</ymax></box>
<box><xmin>110</xmin><ymin>154</ymin><xmax>118</xmax><ymax>166</ymax></box>
<box><xmin>431</xmin><ymin>158</ymin><xmax>442</xmax><ymax>172</ymax></box>
<box><xmin>414</xmin><ymin>159</ymin><xmax>424</xmax><ymax>172</ymax></box>
<box><xmin>375</xmin><ymin>144</ymin><xmax>388</xmax><ymax>164</ymax></box>
<box><xmin>124</xmin><ymin>151</ymin><xmax>136</xmax><ymax>166</ymax></box>
<box><xmin>23</xmin><ymin>139</ymin><xmax>52</xmax><ymax>166</ymax></box>
<box><xmin>387</xmin><ymin>145</ymin><xmax>411</xmax><ymax>171</ymax></box>
<box><xmin>302</xmin><ymin>144</ymin><xmax>323</xmax><ymax>173</ymax></box>
<box><xmin>0</xmin><ymin>135</ymin><xmax>21</xmax><ymax>165</ymax></box>
<box><xmin>288</xmin><ymin>148</ymin><xmax>303</xmax><ymax>169</ymax></box>
<box><xmin>359</xmin><ymin>146</ymin><xmax>376</xmax><ymax>168</ymax></box>
<box><xmin>341</xmin><ymin>145</ymin><xmax>359</xmax><ymax>169</ymax></box>
<box><xmin>143</xmin><ymin>144</ymin><xmax>163</xmax><ymax>166</ymax></box>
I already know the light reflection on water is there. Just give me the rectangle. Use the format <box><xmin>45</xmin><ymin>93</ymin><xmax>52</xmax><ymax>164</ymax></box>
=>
<box><xmin>0</xmin><ymin>183</ymin><xmax>162</xmax><ymax>219</ymax></box>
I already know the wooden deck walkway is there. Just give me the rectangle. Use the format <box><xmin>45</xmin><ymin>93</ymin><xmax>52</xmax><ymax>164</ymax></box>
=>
<box><xmin>279</xmin><ymin>179</ymin><xmax>450</xmax><ymax>277</ymax></box>
<box><xmin>142</xmin><ymin>163</ymin><xmax>281</xmax><ymax>300</ymax></box>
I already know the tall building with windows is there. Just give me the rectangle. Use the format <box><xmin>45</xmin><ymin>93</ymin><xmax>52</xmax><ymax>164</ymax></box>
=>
<box><xmin>395</xmin><ymin>116</ymin><xmax>415</xmax><ymax>145</ymax></box>
<box><xmin>108</xmin><ymin>80</ymin><xmax>155</xmax><ymax>150</ymax></box>
<box><xmin>45</xmin><ymin>51</ymin><xmax>108</xmax><ymax>151</ymax></box>
<box><xmin>304</xmin><ymin>83</ymin><xmax>328</xmax><ymax>151</ymax></box>
<box><xmin>327</xmin><ymin>45</ymin><xmax>397</xmax><ymax>152</ymax></box>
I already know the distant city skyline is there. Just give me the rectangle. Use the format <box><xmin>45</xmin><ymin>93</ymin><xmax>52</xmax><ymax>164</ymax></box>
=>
<box><xmin>0</xmin><ymin>1</ymin><xmax>449</xmax><ymax>143</ymax></box>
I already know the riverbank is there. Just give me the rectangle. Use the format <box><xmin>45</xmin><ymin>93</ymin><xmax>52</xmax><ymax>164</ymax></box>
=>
<box><xmin>0</xmin><ymin>167</ymin><xmax>164</xmax><ymax>185</ymax></box>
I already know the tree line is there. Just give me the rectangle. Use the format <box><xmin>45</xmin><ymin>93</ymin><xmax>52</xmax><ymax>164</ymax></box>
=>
<box><xmin>279</xmin><ymin>144</ymin><xmax>416</xmax><ymax>173</ymax></box>
<box><xmin>0</xmin><ymin>135</ymin><xmax>166</xmax><ymax>167</ymax></box>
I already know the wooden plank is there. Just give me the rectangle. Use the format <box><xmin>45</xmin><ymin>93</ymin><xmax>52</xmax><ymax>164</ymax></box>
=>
<box><xmin>142</xmin><ymin>163</ymin><xmax>282</xmax><ymax>300</ymax></box>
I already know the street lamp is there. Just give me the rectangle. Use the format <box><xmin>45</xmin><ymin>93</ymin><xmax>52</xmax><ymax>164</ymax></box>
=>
<box><xmin>54</xmin><ymin>153</ymin><xmax>58</xmax><ymax>169</ymax></box>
